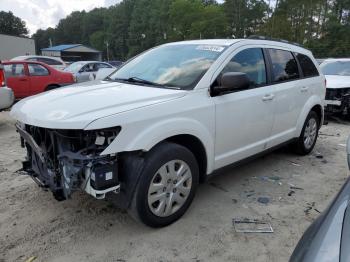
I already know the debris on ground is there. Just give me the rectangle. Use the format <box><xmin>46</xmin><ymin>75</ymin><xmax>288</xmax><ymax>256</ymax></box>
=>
<box><xmin>290</xmin><ymin>186</ymin><xmax>304</xmax><ymax>191</ymax></box>
<box><xmin>304</xmin><ymin>202</ymin><xmax>321</xmax><ymax>215</ymax></box>
<box><xmin>288</xmin><ymin>190</ymin><xmax>295</xmax><ymax>196</ymax></box>
<box><xmin>25</xmin><ymin>257</ymin><xmax>37</xmax><ymax>262</ymax></box>
<box><xmin>233</xmin><ymin>219</ymin><xmax>274</xmax><ymax>233</ymax></box>
<box><xmin>315</xmin><ymin>153</ymin><xmax>324</xmax><ymax>159</ymax></box>
<box><xmin>257</xmin><ymin>197</ymin><xmax>270</xmax><ymax>204</ymax></box>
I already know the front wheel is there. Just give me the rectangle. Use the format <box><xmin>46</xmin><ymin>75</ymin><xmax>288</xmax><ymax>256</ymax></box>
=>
<box><xmin>129</xmin><ymin>142</ymin><xmax>199</xmax><ymax>227</ymax></box>
<box><xmin>293</xmin><ymin>111</ymin><xmax>320</xmax><ymax>155</ymax></box>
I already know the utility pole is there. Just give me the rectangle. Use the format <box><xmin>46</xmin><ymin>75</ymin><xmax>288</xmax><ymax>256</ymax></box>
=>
<box><xmin>105</xmin><ymin>41</ymin><xmax>109</xmax><ymax>62</ymax></box>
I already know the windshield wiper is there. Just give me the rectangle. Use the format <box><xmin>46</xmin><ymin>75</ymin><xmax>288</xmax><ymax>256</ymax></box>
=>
<box><xmin>126</xmin><ymin>77</ymin><xmax>166</xmax><ymax>87</ymax></box>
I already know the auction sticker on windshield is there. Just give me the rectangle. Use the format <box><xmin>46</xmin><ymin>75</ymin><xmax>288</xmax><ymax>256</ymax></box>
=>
<box><xmin>196</xmin><ymin>45</ymin><xmax>225</xmax><ymax>52</ymax></box>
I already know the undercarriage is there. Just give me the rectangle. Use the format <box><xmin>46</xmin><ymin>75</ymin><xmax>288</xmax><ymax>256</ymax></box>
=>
<box><xmin>16</xmin><ymin>123</ymin><xmax>121</xmax><ymax>201</ymax></box>
<box><xmin>325</xmin><ymin>88</ymin><xmax>350</xmax><ymax>115</ymax></box>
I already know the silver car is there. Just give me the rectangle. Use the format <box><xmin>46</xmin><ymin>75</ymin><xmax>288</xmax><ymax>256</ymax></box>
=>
<box><xmin>64</xmin><ymin>61</ymin><xmax>115</xmax><ymax>83</ymax></box>
<box><xmin>0</xmin><ymin>64</ymin><xmax>14</xmax><ymax>111</ymax></box>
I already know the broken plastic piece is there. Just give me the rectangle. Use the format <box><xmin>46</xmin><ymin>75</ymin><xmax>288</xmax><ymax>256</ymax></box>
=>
<box><xmin>233</xmin><ymin>219</ymin><xmax>274</xmax><ymax>233</ymax></box>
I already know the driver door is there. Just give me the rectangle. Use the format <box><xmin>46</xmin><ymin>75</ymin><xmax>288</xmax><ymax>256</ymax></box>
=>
<box><xmin>212</xmin><ymin>47</ymin><xmax>276</xmax><ymax>169</ymax></box>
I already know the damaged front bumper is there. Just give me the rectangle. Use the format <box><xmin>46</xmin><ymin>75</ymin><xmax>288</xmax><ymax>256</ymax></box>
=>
<box><xmin>16</xmin><ymin>123</ymin><xmax>121</xmax><ymax>201</ymax></box>
<box><xmin>325</xmin><ymin>88</ymin><xmax>350</xmax><ymax>114</ymax></box>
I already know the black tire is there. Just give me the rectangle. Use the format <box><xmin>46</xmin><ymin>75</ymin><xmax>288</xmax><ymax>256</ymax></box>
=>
<box><xmin>129</xmin><ymin>142</ymin><xmax>199</xmax><ymax>227</ymax></box>
<box><xmin>292</xmin><ymin>111</ymin><xmax>320</xmax><ymax>155</ymax></box>
<box><xmin>46</xmin><ymin>85</ymin><xmax>60</xmax><ymax>91</ymax></box>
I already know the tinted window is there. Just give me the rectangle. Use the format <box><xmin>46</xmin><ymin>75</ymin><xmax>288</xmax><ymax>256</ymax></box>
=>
<box><xmin>4</xmin><ymin>64</ymin><xmax>25</xmax><ymax>77</ymax></box>
<box><xmin>28</xmin><ymin>64</ymin><xmax>49</xmax><ymax>76</ymax></box>
<box><xmin>296</xmin><ymin>53</ymin><xmax>319</xmax><ymax>77</ymax></box>
<box><xmin>97</xmin><ymin>63</ymin><xmax>112</xmax><ymax>69</ymax></box>
<box><xmin>37</xmin><ymin>58</ymin><xmax>62</xmax><ymax>66</ymax></box>
<box><xmin>268</xmin><ymin>49</ymin><xmax>299</xmax><ymax>83</ymax></box>
<box><xmin>221</xmin><ymin>48</ymin><xmax>267</xmax><ymax>87</ymax></box>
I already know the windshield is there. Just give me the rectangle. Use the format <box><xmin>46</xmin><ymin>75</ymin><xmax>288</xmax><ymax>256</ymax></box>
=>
<box><xmin>320</xmin><ymin>61</ymin><xmax>350</xmax><ymax>76</ymax></box>
<box><xmin>108</xmin><ymin>44</ymin><xmax>226</xmax><ymax>89</ymax></box>
<box><xmin>64</xmin><ymin>62</ymin><xmax>86</xmax><ymax>72</ymax></box>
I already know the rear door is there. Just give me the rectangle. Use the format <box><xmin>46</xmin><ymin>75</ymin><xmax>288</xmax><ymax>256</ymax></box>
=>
<box><xmin>27</xmin><ymin>63</ymin><xmax>51</xmax><ymax>95</ymax></box>
<box><xmin>3</xmin><ymin>63</ymin><xmax>30</xmax><ymax>98</ymax></box>
<box><xmin>266</xmin><ymin>48</ymin><xmax>302</xmax><ymax>147</ymax></box>
<box><xmin>213</xmin><ymin>47</ymin><xmax>276</xmax><ymax>169</ymax></box>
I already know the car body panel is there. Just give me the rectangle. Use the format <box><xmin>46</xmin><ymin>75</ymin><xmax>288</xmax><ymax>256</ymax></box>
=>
<box><xmin>11</xmin><ymin>55</ymin><xmax>67</xmax><ymax>71</ymax></box>
<box><xmin>324</xmin><ymin>75</ymin><xmax>350</xmax><ymax>89</ymax></box>
<box><xmin>3</xmin><ymin>61</ymin><xmax>74</xmax><ymax>98</ymax></box>
<box><xmin>10</xmin><ymin>80</ymin><xmax>188</xmax><ymax>129</ymax></box>
<box><xmin>0</xmin><ymin>86</ymin><xmax>15</xmax><ymax>110</ymax></box>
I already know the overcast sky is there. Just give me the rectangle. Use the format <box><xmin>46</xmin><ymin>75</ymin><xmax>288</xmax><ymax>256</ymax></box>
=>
<box><xmin>0</xmin><ymin>0</ymin><xmax>121</xmax><ymax>35</ymax></box>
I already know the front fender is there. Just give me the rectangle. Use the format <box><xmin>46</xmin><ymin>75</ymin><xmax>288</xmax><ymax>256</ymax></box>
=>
<box><xmin>295</xmin><ymin>95</ymin><xmax>324</xmax><ymax>137</ymax></box>
<box><xmin>101</xmin><ymin>117</ymin><xmax>215</xmax><ymax>174</ymax></box>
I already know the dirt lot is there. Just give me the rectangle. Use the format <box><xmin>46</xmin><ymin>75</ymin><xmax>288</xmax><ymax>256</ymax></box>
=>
<box><xmin>0</xmin><ymin>111</ymin><xmax>349</xmax><ymax>262</ymax></box>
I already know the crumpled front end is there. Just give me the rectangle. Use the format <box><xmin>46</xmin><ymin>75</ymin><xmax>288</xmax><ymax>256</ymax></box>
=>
<box><xmin>325</xmin><ymin>87</ymin><xmax>350</xmax><ymax>114</ymax></box>
<box><xmin>16</xmin><ymin>122</ymin><xmax>121</xmax><ymax>201</ymax></box>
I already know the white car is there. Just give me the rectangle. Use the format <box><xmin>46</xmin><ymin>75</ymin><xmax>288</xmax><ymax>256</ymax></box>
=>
<box><xmin>10</xmin><ymin>39</ymin><xmax>325</xmax><ymax>227</ymax></box>
<box><xmin>11</xmin><ymin>55</ymin><xmax>67</xmax><ymax>71</ymax></box>
<box><xmin>0</xmin><ymin>63</ymin><xmax>14</xmax><ymax>111</ymax></box>
<box><xmin>64</xmin><ymin>61</ymin><xmax>115</xmax><ymax>83</ymax></box>
<box><xmin>320</xmin><ymin>58</ymin><xmax>350</xmax><ymax>116</ymax></box>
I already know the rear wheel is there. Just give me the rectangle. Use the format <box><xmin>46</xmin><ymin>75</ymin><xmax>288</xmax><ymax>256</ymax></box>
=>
<box><xmin>129</xmin><ymin>142</ymin><xmax>199</xmax><ymax>227</ymax></box>
<box><xmin>293</xmin><ymin>111</ymin><xmax>320</xmax><ymax>155</ymax></box>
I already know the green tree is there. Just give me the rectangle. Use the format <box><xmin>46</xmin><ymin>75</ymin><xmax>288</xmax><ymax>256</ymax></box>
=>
<box><xmin>0</xmin><ymin>11</ymin><xmax>28</xmax><ymax>37</ymax></box>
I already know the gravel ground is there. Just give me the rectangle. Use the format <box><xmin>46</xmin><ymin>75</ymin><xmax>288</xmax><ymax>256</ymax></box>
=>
<box><xmin>0</xmin><ymin>111</ymin><xmax>349</xmax><ymax>262</ymax></box>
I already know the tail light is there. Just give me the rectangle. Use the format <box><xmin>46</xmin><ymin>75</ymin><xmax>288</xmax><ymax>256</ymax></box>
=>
<box><xmin>0</xmin><ymin>63</ymin><xmax>5</xmax><ymax>87</ymax></box>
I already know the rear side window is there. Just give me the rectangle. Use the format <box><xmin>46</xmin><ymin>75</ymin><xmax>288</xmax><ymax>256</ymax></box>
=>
<box><xmin>296</xmin><ymin>53</ymin><xmax>319</xmax><ymax>77</ymax></box>
<box><xmin>4</xmin><ymin>64</ymin><xmax>25</xmax><ymax>77</ymax></box>
<box><xmin>28</xmin><ymin>64</ymin><xmax>49</xmax><ymax>76</ymax></box>
<box><xmin>221</xmin><ymin>48</ymin><xmax>267</xmax><ymax>88</ymax></box>
<box><xmin>37</xmin><ymin>58</ymin><xmax>63</xmax><ymax>66</ymax></box>
<box><xmin>268</xmin><ymin>49</ymin><xmax>299</xmax><ymax>83</ymax></box>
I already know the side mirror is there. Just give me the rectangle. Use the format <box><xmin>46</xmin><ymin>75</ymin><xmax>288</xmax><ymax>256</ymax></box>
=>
<box><xmin>212</xmin><ymin>72</ymin><xmax>250</xmax><ymax>96</ymax></box>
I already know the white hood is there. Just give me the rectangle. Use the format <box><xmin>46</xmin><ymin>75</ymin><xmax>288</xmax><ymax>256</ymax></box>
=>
<box><xmin>10</xmin><ymin>80</ymin><xmax>186</xmax><ymax>129</ymax></box>
<box><xmin>325</xmin><ymin>75</ymin><xmax>350</xmax><ymax>89</ymax></box>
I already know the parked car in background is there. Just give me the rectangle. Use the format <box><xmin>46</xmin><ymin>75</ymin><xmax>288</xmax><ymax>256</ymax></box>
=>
<box><xmin>11</xmin><ymin>55</ymin><xmax>67</xmax><ymax>71</ymax></box>
<box><xmin>11</xmin><ymin>38</ymin><xmax>325</xmax><ymax>227</ymax></box>
<box><xmin>64</xmin><ymin>61</ymin><xmax>115</xmax><ymax>82</ymax></box>
<box><xmin>3</xmin><ymin>61</ymin><xmax>75</xmax><ymax>99</ymax></box>
<box><xmin>290</xmin><ymin>136</ymin><xmax>350</xmax><ymax>262</ymax></box>
<box><xmin>0</xmin><ymin>62</ymin><xmax>14</xmax><ymax>111</ymax></box>
<box><xmin>320</xmin><ymin>58</ymin><xmax>350</xmax><ymax>117</ymax></box>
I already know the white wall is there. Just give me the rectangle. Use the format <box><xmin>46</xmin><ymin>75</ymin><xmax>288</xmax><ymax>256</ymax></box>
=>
<box><xmin>0</xmin><ymin>34</ymin><xmax>36</xmax><ymax>60</ymax></box>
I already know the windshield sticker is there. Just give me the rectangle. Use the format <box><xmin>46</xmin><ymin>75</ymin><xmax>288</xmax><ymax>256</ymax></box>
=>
<box><xmin>196</xmin><ymin>45</ymin><xmax>225</xmax><ymax>53</ymax></box>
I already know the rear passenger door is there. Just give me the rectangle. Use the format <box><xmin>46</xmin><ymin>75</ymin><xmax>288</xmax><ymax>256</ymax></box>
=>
<box><xmin>266</xmin><ymin>48</ymin><xmax>302</xmax><ymax>147</ymax></box>
<box><xmin>27</xmin><ymin>63</ymin><xmax>51</xmax><ymax>95</ymax></box>
<box><xmin>213</xmin><ymin>47</ymin><xmax>276</xmax><ymax>169</ymax></box>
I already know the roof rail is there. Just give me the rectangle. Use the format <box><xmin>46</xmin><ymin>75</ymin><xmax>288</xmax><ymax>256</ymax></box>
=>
<box><xmin>247</xmin><ymin>35</ymin><xmax>303</xmax><ymax>48</ymax></box>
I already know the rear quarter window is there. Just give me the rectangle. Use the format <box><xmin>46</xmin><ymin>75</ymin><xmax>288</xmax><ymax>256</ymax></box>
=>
<box><xmin>268</xmin><ymin>49</ymin><xmax>299</xmax><ymax>83</ymax></box>
<box><xmin>296</xmin><ymin>53</ymin><xmax>319</xmax><ymax>77</ymax></box>
<box><xmin>4</xmin><ymin>64</ymin><xmax>25</xmax><ymax>77</ymax></box>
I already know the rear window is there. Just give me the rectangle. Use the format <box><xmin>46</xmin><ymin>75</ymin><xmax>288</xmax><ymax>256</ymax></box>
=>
<box><xmin>4</xmin><ymin>64</ymin><xmax>25</xmax><ymax>77</ymax></box>
<box><xmin>268</xmin><ymin>49</ymin><xmax>299</xmax><ymax>83</ymax></box>
<box><xmin>37</xmin><ymin>58</ymin><xmax>63</xmax><ymax>66</ymax></box>
<box><xmin>296</xmin><ymin>53</ymin><xmax>319</xmax><ymax>77</ymax></box>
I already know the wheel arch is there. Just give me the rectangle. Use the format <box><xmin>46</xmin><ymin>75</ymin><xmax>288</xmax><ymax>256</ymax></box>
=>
<box><xmin>295</xmin><ymin>96</ymin><xmax>324</xmax><ymax>137</ymax></box>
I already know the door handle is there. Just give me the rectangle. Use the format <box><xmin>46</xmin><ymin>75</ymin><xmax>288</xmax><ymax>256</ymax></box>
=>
<box><xmin>19</xmin><ymin>78</ymin><xmax>27</xmax><ymax>82</ymax></box>
<box><xmin>262</xmin><ymin>94</ymin><xmax>275</xmax><ymax>101</ymax></box>
<box><xmin>301</xmin><ymin>86</ymin><xmax>309</xmax><ymax>92</ymax></box>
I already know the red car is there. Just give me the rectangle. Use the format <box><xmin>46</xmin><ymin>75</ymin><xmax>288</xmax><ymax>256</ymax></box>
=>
<box><xmin>3</xmin><ymin>60</ymin><xmax>75</xmax><ymax>99</ymax></box>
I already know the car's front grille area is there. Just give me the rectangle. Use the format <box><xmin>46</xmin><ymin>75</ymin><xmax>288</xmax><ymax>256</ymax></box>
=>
<box><xmin>326</xmin><ymin>88</ymin><xmax>350</xmax><ymax>100</ymax></box>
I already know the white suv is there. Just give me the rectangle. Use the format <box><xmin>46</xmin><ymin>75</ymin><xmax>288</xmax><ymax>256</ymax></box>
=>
<box><xmin>10</xmin><ymin>39</ymin><xmax>325</xmax><ymax>227</ymax></box>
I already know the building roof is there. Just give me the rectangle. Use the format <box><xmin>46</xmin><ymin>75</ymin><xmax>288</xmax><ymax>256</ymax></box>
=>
<box><xmin>41</xmin><ymin>44</ymin><xmax>82</xmax><ymax>51</ymax></box>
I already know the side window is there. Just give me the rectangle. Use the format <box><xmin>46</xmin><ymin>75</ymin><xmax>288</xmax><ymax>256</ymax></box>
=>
<box><xmin>221</xmin><ymin>48</ymin><xmax>267</xmax><ymax>88</ymax></box>
<box><xmin>98</xmin><ymin>63</ymin><xmax>111</xmax><ymax>69</ymax></box>
<box><xmin>4</xmin><ymin>64</ymin><xmax>25</xmax><ymax>77</ymax></box>
<box><xmin>82</xmin><ymin>64</ymin><xmax>94</xmax><ymax>72</ymax></box>
<box><xmin>28</xmin><ymin>64</ymin><xmax>49</xmax><ymax>76</ymax></box>
<box><xmin>296</xmin><ymin>53</ymin><xmax>319</xmax><ymax>77</ymax></box>
<box><xmin>268</xmin><ymin>49</ymin><xmax>299</xmax><ymax>83</ymax></box>
<box><xmin>38</xmin><ymin>58</ymin><xmax>62</xmax><ymax>66</ymax></box>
